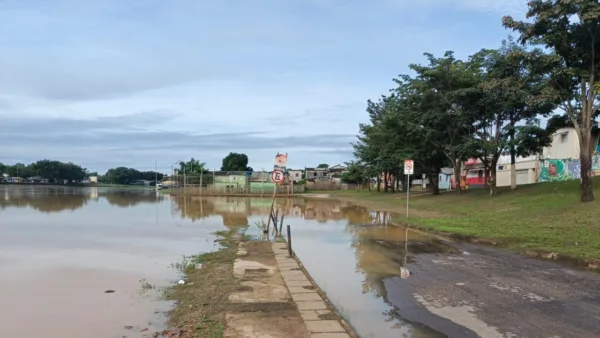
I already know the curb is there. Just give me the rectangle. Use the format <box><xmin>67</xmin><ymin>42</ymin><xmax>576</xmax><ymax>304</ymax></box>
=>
<box><xmin>271</xmin><ymin>242</ymin><xmax>358</xmax><ymax>338</ymax></box>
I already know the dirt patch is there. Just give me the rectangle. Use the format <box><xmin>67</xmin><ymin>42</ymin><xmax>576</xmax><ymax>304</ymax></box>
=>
<box><xmin>163</xmin><ymin>228</ymin><xmax>241</xmax><ymax>337</ymax></box>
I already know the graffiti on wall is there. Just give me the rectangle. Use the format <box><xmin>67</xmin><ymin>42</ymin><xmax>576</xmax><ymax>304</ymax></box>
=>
<box><xmin>539</xmin><ymin>154</ymin><xmax>600</xmax><ymax>182</ymax></box>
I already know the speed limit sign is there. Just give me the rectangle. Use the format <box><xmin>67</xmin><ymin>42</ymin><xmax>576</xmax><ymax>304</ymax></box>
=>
<box><xmin>271</xmin><ymin>170</ymin><xmax>284</xmax><ymax>183</ymax></box>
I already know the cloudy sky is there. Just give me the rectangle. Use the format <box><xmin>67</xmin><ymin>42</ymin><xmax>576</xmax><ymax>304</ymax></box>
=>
<box><xmin>0</xmin><ymin>0</ymin><xmax>527</xmax><ymax>173</ymax></box>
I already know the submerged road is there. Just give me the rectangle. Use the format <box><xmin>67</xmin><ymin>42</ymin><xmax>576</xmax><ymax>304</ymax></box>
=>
<box><xmin>385</xmin><ymin>240</ymin><xmax>600</xmax><ymax>338</ymax></box>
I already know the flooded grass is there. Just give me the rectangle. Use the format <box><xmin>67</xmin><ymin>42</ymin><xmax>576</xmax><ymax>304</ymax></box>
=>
<box><xmin>325</xmin><ymin>178</ymin><xmax>600</xmax><ymax>261</ymax></box>
<box><xmin>163</xmin><ymin>228</ymin><xmax>241</xmax><ymax>337</ymax></box>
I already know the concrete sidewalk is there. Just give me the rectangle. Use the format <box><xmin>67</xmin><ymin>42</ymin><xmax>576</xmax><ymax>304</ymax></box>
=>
<box><xmin>223</xmin><ymin>240</ymin><xmax>352</xmax><ymax>338</ymax></box>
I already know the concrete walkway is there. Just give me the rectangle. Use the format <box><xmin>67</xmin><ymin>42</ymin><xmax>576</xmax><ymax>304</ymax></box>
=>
<box><xmin>272</xmin><ymin>242</ymin><xmax>352</xmax><ymax>338</ymax></box>
<box><xmin>223</xmin><ymin>240</ymin><xmax>352</xmax><ymax>338</ymax></box>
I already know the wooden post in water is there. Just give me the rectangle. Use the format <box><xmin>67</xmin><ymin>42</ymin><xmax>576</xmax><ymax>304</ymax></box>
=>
<box><xmin>286</xmin><ymin>224</ymin><xmax>292</xmax><ymax>257</ymax></box>
<box><xmin>279</xmin><ymin>214</ymin><xmax>284</xmax><ymax>235</ymax></box>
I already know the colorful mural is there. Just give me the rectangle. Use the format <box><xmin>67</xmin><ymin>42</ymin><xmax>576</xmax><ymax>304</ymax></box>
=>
<box><xmin>539</xmin><ymin>154</ymin><xmax>600</xmax><ymax>182</ymax></box>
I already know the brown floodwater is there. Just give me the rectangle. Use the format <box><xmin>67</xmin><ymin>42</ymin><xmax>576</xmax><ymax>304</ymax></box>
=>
<box><xmin>0</xmin><ymin>186</ymin><xmax>225</xmax><ymax>338</ymax></box>
<box><xmin>173</xmin><ymin>195</ymin><xmax>452</xmax><ymax>337</ymax></box>
<box><xmin>0</xmin><ymin>188</ymin><xmax>454</xmax><ymax>337</ymax></box>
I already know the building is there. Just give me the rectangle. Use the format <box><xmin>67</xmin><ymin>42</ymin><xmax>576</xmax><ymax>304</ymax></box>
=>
<box><xmin>89</xmin><ymin>176</ymin><xmax>98</xmax><ymax>183</ymax></box>
<box><xmin>438</xmin><ymin>168</ymin><xmax>454</xmax><ymax>190</ymax></box>
<box><xmin>287</xmin><ymin>169</ymin><xmax>304</xmax><ymax>184</ymax></box>
<box><xmin>305</xmin><ymin>167</ymin><xmax>329</xmax><ymax>181</ymax></box>
<box><xmin>213</xmin><ymin>171</ymin><xmax>250</xmax><ymax>187</ymax></box>
<box><xmin>539</xmin><ymin>126</ymin><xmax>600</xmax><ymax>182</ymax></box>
<box><xmin>25</xmin><ymin>176</ymin><xmax>50</xmax><ymax>184</ymax></box>
<box><xmin>495</xmin><ymin>155</ymin><xmax>538</xmax><ymax>187</ymax></box>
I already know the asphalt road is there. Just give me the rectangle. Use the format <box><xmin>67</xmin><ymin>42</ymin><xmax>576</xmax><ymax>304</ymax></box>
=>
<box><xmin>385</xmin><ymin>241</ymin><xmax>600</xmax><ymax>338</ymax></box>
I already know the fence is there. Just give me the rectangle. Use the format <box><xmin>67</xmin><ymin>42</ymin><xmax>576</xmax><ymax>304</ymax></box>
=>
<box><xmin>306</xmin><ymin>182</ymin><xmax>369</xmax><ymax>191</ymax></box>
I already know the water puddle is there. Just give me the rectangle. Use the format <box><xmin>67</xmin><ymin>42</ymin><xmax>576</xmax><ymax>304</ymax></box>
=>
<box><xmin>179</xmin><ymin>196</ymin><xmax>455</xmax><ymax>337</ymax></box>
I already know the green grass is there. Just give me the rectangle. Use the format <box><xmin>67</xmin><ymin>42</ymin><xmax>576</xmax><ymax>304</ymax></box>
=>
<box><xmin>326</xmin><ymin>178</ymin><xmax>600</xmax><ymax>260</ymax></box>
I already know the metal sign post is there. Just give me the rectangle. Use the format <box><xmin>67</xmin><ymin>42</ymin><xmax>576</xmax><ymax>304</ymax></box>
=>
<box><xmin>404</xmin><ymin>159</ymin><xmax>414</xmax><ymax>218</ymax></box>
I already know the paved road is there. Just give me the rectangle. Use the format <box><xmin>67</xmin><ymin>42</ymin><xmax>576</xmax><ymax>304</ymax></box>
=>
<box><xmin>384</xmin><ymin>242</ymin><xmax>600</xmax><ymax>338</ymax></box>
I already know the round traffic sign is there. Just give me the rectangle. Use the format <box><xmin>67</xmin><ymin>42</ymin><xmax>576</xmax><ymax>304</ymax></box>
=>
<box><xmin>271</xmin><ymin>170</ymin><xmax>285</xmax><ymax>183</ymax></box>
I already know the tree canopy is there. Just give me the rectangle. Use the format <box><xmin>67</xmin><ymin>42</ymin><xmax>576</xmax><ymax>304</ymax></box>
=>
<box><xmin>104</xmin><ymin>167</ymin><xmax>164</xmax><ymax>185</ymax></box>
<box><xmin>503</xmin><ymin>0</ymin><xmax>600</xmax><ymax>201</ymax></box>
<box><xmin>353</xmin><ymin>36</ymin><xmax>562</xmax><ymax>197</ymax></box>
<box><xmin>0</xmin><ymin>160</ymin><xmax>89</xmax><ymax>182</ymax></box>
<box><xmin>221</xmin><ymin>153</ymin><xmax>252</xmax><ymax>171</ymax></box>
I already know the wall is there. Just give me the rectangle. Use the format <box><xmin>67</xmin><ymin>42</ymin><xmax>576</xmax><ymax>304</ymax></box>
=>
<box><xmin>438</xmin><ymin>174</ymin><xmax>451</xmax><ymax>190</ymax></box>
<box><xmin>543</xmin><ymin>128</ymin><xmax>579</xmax><ymax>160</ymax></box>
<box><xmin>214</xmin><ymin>175</ymin><xmax>247</xmax><ymax>184</ymax></box>
<box><xmin>495</xmin><ymin>158</ymin><xmax>538</xmax><ymax>187</ymax></box>
<box><xmin>288</xmin><ymin>170</ymin><xmax>303</xmax><ymax>183</ymax></box>
<box><xmin>538</xmin><ymin>154</ymin><xmax>600</xmax><ymax>182</ymax></box>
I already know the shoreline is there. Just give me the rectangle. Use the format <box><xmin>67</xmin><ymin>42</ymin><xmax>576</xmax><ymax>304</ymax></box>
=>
<box><xmin>163</xmin><ymin>228</ymin><xmax>355</xmax><ymax>337</ymax></box>
<box><xmin>302</xmin><ymin>192</ymin><xmax>600</xmax><ymax>272</ymax></box>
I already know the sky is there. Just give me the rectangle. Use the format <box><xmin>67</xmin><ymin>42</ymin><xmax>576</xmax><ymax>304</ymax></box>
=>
<box><xmin>0</xmin><ymin>0</ymin><xmax>529</xmax><ymax>174</ymax></box>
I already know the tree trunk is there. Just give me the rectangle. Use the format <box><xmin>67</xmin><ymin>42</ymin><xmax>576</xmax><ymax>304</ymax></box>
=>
<box><xmin>580</xmin><ymin>139</ymin><xmax>595</xmax><ymax>202</ymax></box>
<box><xmin>489</xmin><ymin>158</ymin><xmax>498</xmax><ymax>196</ymax></box>
<box><xmin>453</xmin><ymin>159</ymin><xmax>462</xmax><ymax>195</ymax></box>
<box><xmin>510</xmin><ymin>119</ymin><xmax>517</xmax><ymax>190</ymax></box>
<box><xmin>429</xmin><ymin>170</ymin><xmax>440</xmax><ymax>195</ymax></box>
<box><xmin>384</xmin><ymin>172</ymin><xmax>389</xmax><ymax>193</ymax></box>
<box><xmin>376</xmin><ymin>174</ymin><xmax>381</xmax><ymax>192</ymax></box>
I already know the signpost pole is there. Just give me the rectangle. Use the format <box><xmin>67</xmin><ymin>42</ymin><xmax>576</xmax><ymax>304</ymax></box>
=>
<box><xmin>406</xmin><ymin>172</ymin><xmax>410</xmax><ymax>218</ymax></box>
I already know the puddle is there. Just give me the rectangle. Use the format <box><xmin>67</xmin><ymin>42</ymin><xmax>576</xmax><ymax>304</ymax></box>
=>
<box><xmin>171</xmin><ymin>196</ymin><xmax>600</xmax><ymax>338</ymax></box>
<box><xmin>170</xmin><ymin>196</ymin><xmax>451</xmax><ymax>337</ymax></box>
<box><xmin>0</xmin><ymin>186</ymin><xmax>225</xmax><ymax>338</ymax></box>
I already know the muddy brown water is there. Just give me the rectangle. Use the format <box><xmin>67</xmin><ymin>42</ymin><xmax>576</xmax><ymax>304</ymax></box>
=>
<box><xmin>4</xmin><ymin>189</ymin><xmax>599</xmax><ymax>337</ymax></box>
<box><xmin>0</xmin><ymin>186</ymin><xmax>226</xmax><ymax>338</ymax></box>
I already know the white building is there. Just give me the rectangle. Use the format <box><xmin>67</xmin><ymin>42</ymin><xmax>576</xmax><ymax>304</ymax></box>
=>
<box><xmin>287</xmin><ymin>170</ymin><xmax>304</xmax><ymax>183</ymax></box>
<box><xmin>542</xmin><ymin>127</ymin><xmax>580</xmax><ymax>160</ymax></box>
<box><xmin>495</xmin><ymin>155</ymin><xmax>539</xmax><ymax>187</ymax></box>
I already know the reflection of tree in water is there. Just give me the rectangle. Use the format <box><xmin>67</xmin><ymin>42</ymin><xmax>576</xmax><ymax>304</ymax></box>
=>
<box><xmin>0</xmin><ymin>187</ymin><xmax>163</xmax><ymax>213</ymax></box>
<box><xmin>171</xmin><ymin>196</ymin><xmax>216</xmax><ymax>221</ymax></box>
<box><xmin>0</xmin><ymin>194</ymin><xmax>88</xmax><ymax>213</ymax></box>
<box><xmin>222</xmin><ymin>214</ymin><xmax>249</xmax><ymax>227</ymax></box>
<box><xmin>102</xmin><ymin>191</ymin><xmax>163</xmax><ymax>207</ymax></box>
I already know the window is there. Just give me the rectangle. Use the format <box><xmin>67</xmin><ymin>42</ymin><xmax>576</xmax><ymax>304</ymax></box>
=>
<box><xmin>313</xmin><ymin>172</ymin><xmax>317</xmax><ymax>176</ymax></box>
<box><xmin>560</xmin><ymin>133</ymin><xmax>568</xmax><ymax>143</ymax></box>
<box><xmin>295</xmin><ymin>173</ymin><xmax>299</xmax><ymax>177</ymax></box>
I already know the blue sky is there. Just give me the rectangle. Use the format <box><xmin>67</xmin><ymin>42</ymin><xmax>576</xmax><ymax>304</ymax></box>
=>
<box><xmin>0</xmin><ymin>0</ymin><xmax>528</xmax><ymax>173</ymax></box>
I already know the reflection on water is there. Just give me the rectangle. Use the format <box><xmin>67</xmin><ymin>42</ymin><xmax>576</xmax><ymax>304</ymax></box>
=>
<box><xmin>1</xmin><ymin>189</ymin><xmax>454</xmax><ymax>337</ymax></box>
<box><xmin>0</xmin><ymin>186</ymin><xmax>222</xmax><ymax>338</ymax></box>
<box><xmin>170</xmin><ymin>196</ymin><xmax>449</xmax><ymax>337</ymax></box>
<box><xmin>0</xmin><ymin>185</ymin><xmax>164</xmax><ymax>212</ymax></box>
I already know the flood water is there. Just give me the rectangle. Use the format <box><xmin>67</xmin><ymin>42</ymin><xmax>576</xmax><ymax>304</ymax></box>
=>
<box><xmin>0</xmin><ymin>186</ymin><xmax>451</xmax><ymax>337</ymax></box>
<box><xmin>0</xmin><ymin>186</ymin><xmax>225</xmax><ymax>338</ymax></box>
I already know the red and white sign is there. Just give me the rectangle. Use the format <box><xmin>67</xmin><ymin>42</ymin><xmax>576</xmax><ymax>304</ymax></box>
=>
<box><xmin>271</xmin><ymin>170</ymin><xmax>285</xmax><ymax>183</ymax></box>
<box><xmin>274</xmin><ymin>153</ymin><xmax>288</xmax><ymax>167</ymax></box>
<box><xmin>404</xmin><ymin>159</ymin><xmax>414</xmax><ymax>175</ymax></box>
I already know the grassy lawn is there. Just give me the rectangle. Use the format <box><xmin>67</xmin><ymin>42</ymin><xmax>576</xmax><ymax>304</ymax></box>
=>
<box><xmin>326</xmin><ymin>178</ymin><xmax>600</xmax><ymax>260</ymax></box>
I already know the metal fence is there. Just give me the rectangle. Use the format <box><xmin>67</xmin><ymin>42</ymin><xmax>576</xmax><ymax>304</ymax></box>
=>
<box><xmin>167</xmin><ymin>173</ymin><xmax>305</xmax><ymax>196</ymax></box>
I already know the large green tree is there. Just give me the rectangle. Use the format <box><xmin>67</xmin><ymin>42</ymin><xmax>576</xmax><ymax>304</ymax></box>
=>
<box><xmin>504</xmin><ymin>0</ymin><xmax>600</xmax><ymax>202</ymax></box>
<box><xmin>221</xmin><ymin>152</ymin><xmax>252</xmax><ymax>171</ymax></box>
<box><xmin>401</xmin><ymin>52</ymin><xmax>480</xmax><ymax>195</ymax></box>
<box><xmin>177</xmin><ymin>158</ymin><xmax>208</xmax><ymax>175</ymax></box>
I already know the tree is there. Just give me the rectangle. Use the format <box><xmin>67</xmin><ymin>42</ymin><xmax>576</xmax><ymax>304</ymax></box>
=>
<box><xmin>402</xmin><ymin>52</ymin><xmax>480</xmax><ymax>195</ymax></box>
<box><xmin>177</xmin><ymin>158</ymin><xmax>207</xmax><ymax>175</ymax></box>
<box><xmin>341</xmin><ymin>161</ymin><xmax>369</xmax><ymax>185</ymax></box>
<box><xmin>503</xmin><ymin>0</ymin><xmax>600</xmax><ymax>202</ymax></box>
<box><xmin>221</xmin><ymin>153</ymin><xmax>252</xmax><ymax>171</ymax></box>
<box><xmin>317</xmin><ymin>163</ymin><xmax>329</xmax><ymax>168</ymax></box>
